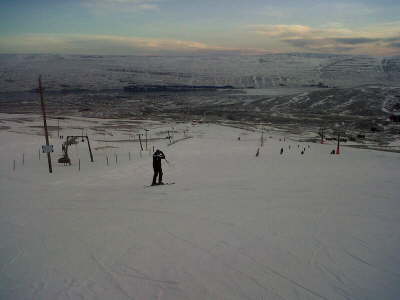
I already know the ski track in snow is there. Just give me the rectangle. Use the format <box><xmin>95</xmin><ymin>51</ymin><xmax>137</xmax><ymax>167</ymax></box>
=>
<box><xmin>0</xmin><ymin>114</ymin><xmax>400</xmax><ymax>299</ymax></box>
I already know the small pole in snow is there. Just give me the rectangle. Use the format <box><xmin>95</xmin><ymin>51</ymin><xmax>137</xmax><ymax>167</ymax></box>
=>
<box><xmin>320</xmin><ymin>128</ymin><xmax>325</xmax><ymax>144</ymax></box>
<box><xmin>145</xmin><ymin>129</ymin><xmax>149</xmax><ymax>151</ymax></box>
<box><xmin>22</xmin><ymin>153</ymin><xmax>25</xmax><ymax>165</ymax></box>
<box><xmin>115</xmin><ymin>153</ymin><xmax>118</xmax><ymax>165</ymax></box>
<box><xmin>167</xmin><ymin>131</ymin><xmax>172</xmax><ymax>144</ymax></box>
<box><xmin>261</xmin><ymin>130</ymin><xmax>264</xmax><ymax>147</ymax></box>
<box><xmin>13</xmin><ymin>160</ymin><xmax>16</xmax><ymax>171</ymax></box>
<box><xmin>78</xmin><ymin>158</ymin><xmax>81</xmax><ymax>171</ymax></box>
<box><xmin>39</xmin><ymin>148</ymin><xmax>41</xmax><ymax>160</ymax></box>
<box><xmin>336</xmin><ymin>132</ymin><xmax>341</xmax><ymax>155</ymax></box>
<box><xmin>106</xmin><ymin>154</ymin><xmax>109</xmax><ymax>166</ymax></box>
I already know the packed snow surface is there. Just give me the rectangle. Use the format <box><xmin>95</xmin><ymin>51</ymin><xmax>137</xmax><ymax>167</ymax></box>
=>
<box><xmin>0</xmin><ymin>115</ymin><xmax>399</xmax><ymax>299</ymax></box>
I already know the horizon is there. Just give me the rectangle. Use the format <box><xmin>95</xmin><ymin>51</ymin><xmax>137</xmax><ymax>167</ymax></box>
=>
<box><xmin>1</xmin><ymin>0</ymin><xmax>400</xmax><ymax>56</ymax></box>
<box><xmin>0</xmin><ymin>51</ymin><xmax>397</xmax><ymax>58</ymax></box>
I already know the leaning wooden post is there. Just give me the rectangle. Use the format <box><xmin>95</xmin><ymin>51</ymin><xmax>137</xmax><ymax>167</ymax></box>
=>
<box><xmin>38</xmin><ymin>76</ymin><xmax>53</xmax><ymax>174</ymax></box>
<box><xmin>86</xmin><ymin>136</ymin><xmax>94</xmax><ymax>162</ymax></box>
<box><xmin>137</xmin><ymin>134</ymin><xmax>143</xmax><ymax>151</ymax></box>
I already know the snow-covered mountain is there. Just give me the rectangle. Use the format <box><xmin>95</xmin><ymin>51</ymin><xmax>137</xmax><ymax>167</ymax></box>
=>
<box><xmin>232</xmin><ymin>86</ymin><xmax>400</xmax><ymax>116</ymax></box>
<box><xmin>1</xmin><ymin>53</ymin><xmax>399</xmax><ymax>92</ymax></box>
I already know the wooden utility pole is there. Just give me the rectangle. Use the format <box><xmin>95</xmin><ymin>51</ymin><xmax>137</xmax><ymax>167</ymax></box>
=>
<box><xmin>38</xmin><ymin>76</ymin><xmax>53</xmax><ymax>174</ymax></box>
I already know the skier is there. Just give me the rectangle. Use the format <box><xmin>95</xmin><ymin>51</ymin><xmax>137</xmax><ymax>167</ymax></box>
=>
<box><xmin>280</xmin><ymin>147</ymin><xmax>284</xmax><ymax>155</ymax></box>
<box><xmin>152</xmin><ymin>149</ymin><xmax>166</xmax><ymax>185</ymax></box>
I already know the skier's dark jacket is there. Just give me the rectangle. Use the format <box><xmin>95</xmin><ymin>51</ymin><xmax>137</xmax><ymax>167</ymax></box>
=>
<box><xmin>153</xmin><ymin>150</ymin><xmax>165</xmax><ymax>169</ymax></box>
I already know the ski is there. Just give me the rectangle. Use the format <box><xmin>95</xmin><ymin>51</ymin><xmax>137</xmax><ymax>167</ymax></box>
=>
<box><xmin>145</xmin><ymin>182</ymin><xmax>175</xmax><ymax>188</ymax></box>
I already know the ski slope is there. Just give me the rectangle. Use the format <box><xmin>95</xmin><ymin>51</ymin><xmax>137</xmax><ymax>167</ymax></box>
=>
<box><xmin>0</xmin><ymin>115</ymin><xmax>399</xmax><ymax>299</ymax></box>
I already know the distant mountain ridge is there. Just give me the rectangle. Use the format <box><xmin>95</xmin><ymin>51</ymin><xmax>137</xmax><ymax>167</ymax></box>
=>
<box><xmin>0</xmin><ymin>53</ymin><xmax>399</xmax><ymax>92</ymax></box>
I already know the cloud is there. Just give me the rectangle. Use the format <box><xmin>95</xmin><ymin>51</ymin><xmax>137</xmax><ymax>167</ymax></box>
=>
<box><xmin>333</xmin><ymin>38</ymin><xmax>380</xmax><ymax>45</ymax></box>
<box><xmin>389</xmin><ymin>42</ymin><xmax>400</xmax><ymax>48</ymax></box>
<box><xmin>247</xmin><ymin>23</ymin><xmax>400</xmax><ymax>55</ymax></box>
<box><xmin>82</xmin><ymin>0</ymin><xmax>160</xmax><ymax>13</ymax></box>
<box><xmin>283</xmin><ymin>38</ymin><xmax>355</xmax><ymax>53</ymax></box>
<box><xmin>249</xmin><ymin>25</ymin><xmax>313</xmax><ymax>38</ymax></box>
<box><xmin>0</xmin><ymin>34</ymin><xmax>265</xmax><ymax>55</ymax></box>
<box><xmin>259</xmin><ymin>1</ymin><xmax>382</xmax><ymax>22</ymax></box>
<box><xmin>248</xmin><ymin>24</ymin><xmax>353</xmax><ymax>39</ymax></box>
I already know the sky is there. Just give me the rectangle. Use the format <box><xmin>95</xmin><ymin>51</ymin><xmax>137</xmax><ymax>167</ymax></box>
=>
<box><xmin>0</xmin><ymin>0</ymin><xmax>399</xmax><ymax>56</ymax></box>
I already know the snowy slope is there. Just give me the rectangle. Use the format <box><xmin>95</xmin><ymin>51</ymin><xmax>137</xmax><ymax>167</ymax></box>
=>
<box><xmin>1</xmin><ymin>53</ymin><xmax>400</xmax><ymax>92</ymax></box>
<box><xmin>0</xmin><ymin>114</ymin><xmax>400</xmax><ymax>299</ymax></box>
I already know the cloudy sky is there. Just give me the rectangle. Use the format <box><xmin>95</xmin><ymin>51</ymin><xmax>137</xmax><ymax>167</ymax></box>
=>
<box><xmin>0</xmin><ymin>0</ymin><xmax>399</xmax><ymax>55</ymax></box>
